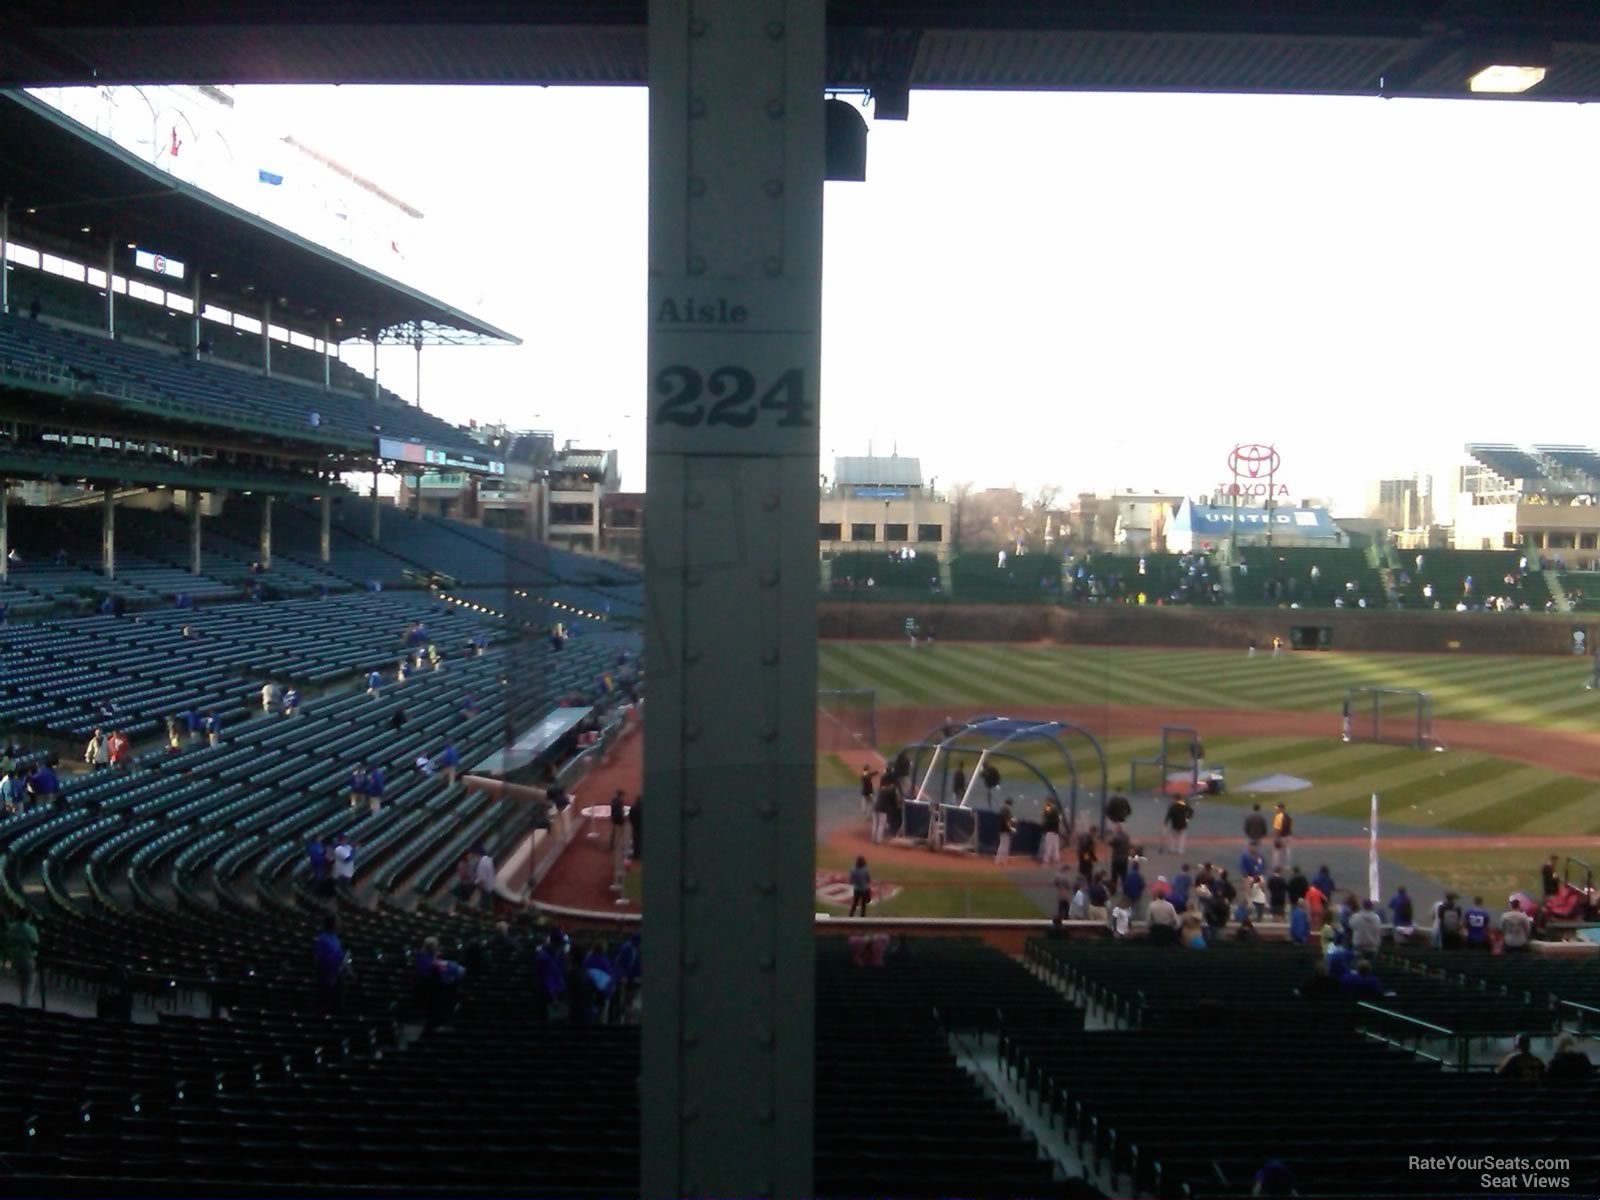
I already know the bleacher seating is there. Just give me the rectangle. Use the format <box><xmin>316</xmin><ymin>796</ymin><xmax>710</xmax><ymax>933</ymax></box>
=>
<box><xmin>1534</xmin><ymin>444</ymin><xmax>1600</xmax><ymax>482</ymax></box>
<box><xmin>952</xmin><ymin>552</ymin><xmax>1063</xmax><ymax>603</ymax></box>
<box><xmin>1467</xmin><ymin>443</ymin><xmax>1547</xmax><ymax>485</ymax></box>
<box><xmin>1066</xmin><ymin>552</ymin><xmax>1221</xmax><ymax>606</ymax></box>
<box><xmin>1236</xmin><ymin>546</ymin><xmax>1384</xmax><ymax>608</ymax></box>
<box><xmin>1393</xmin><ymin>549</ymin><xmax>1550</xmax><ymax>611</ymax></box>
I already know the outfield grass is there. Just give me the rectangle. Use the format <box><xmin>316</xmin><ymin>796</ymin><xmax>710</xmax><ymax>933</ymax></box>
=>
<box><xmin>820</xmin><ymin>642</ymin><xmax>1599</xmax><ymax>730</ymax></box>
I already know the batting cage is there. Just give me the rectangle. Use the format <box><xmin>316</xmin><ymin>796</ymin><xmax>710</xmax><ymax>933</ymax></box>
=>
<box><xmin>816</xmin><ymin>688</ymin><xmax>877</xmax><ymax>757</ymax></box>
<box><xmin>1127</xmin><ymin>724</ymin><xmax>1222</xmax><ymax>798</ymax></box>
<box><xmin>892</xmin><ymin>715</ymin><xmax>1108</xmax><ymax>855</ymax></box>
<box><xmin>1343</xmin><ymin>687</ymin><xmax>1432</xmax><ymax>749</ymax></box>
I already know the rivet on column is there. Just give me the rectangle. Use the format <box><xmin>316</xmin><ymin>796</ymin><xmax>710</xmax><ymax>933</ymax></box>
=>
<box><xmin>763</xmin><ymin>255</ymin><xmax>783</xmax><ymax>277</ymax></box>
<box><xmin>689</xmin><ymin>177</ymin><xmax>708</xmax><ymax>198</ymax></box>
<box><xmin>688</xmin><ymin>255</ymin><xmax>708</xmax><ymax>276</ymax></box>
<box><xmin>763</xmin><ymin>179</ymin><xmax>784</xmax><ymax>198</ymax></box>
<box><xmin>765</xmin><ymin>19</ymin><xmax>784</xmax><ymax>38</ymax></box>
<box><xmin>764</xmin><ymin>98</ymin><xmax>785</xmax><ymax>119</ymax></box>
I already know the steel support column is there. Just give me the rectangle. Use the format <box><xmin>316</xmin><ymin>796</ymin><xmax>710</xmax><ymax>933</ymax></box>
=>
<box><xmin>642</xmin><ymin>3</ymin><xmax>824</xmax><ymax>1199</ymax></box>
<box><xmin>319</xmin><ymin>492</ymin><xmax>332</xmax><ymax>563</ymax></box>
<box><xmin>323</xmin><ymin>322</ymin><xmax>332</xmax><ymax>391</ymax></box>
<box><xmin>191</xmin><ymin>271</ymin><xmax>201</xmax><ymax>352</ymax></box>
<box><xmin>263</xmin><ymin>301</ymin><xmax>272</xmax><ymax>375</ymax></box>
<box><xmin>105</xmin><ymin>240</ymin><xmax>116</xmax><ymax>336</ymax></box>
<box><xmin>189</xmin><ymin>495</ymin><xmax>202</xmax><ymax>575</ymax></box>
<box><xmin>101</xmin><ymin>487</ymin><xmax>115</xmax><ymax>579</ymax></box>
<box><xmin>1</xmin><ymin>201</ymin><xmax>9</xmax><ymax>315</ymax></box>
<box><xmin>0</xmin><ymin>478</ymin><xmax>8</xmax><ymax>582</ymax></box>
<box><xmin>259</xmin><ymin>495</ymin><xmax>273</xmax><ymax>570</ymax></box>
<box><xmin>370</xmin><ymin>474</ymin><xmax>381</xmax><ymax>541</ymax></box>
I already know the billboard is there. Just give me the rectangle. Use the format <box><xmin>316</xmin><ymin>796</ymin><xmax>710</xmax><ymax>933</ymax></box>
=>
<box><xmin>134</xmin><ymin>248</ymin><xmax>186</xmax><ymax>280</ymax></box>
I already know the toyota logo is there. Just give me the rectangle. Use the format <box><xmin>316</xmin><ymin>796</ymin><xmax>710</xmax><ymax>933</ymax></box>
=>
<box><xmin>1228</xmin><ymin>443</ymin><xmax>1280</xmax><ymax>479</ymax></box>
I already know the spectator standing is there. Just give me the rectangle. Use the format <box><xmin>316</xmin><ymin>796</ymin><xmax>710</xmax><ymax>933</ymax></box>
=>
<box><xmin>1286</xmin><ymin>865</ymin><xmax>1309</xmax><ymax>908</ymax></box>
<box><xmin>365</xmin><ymin>764</ymin><xmax>385</xmax><ymax>815</ymax></box>
<box><xmin>1463</xmin><ymin>896</ymin><xmax>1491</xmax><ymax>949</ymax></box>
<box><xmin>1388</xmin><ymin>887</ymin><xmax>1415</xmax><ymax>936</ymax></box>
<box><xmin>84</xmin><ymin>728</ymin><xmax>108</xmax><ymax>769</ymax></box>
<box><xmin>348</xmin><ymin>765</ymin><xmax>369</xmax><ymax>810</ymax></box>
<box><xmin>313</xmin><ymin>915</ymin><xmax>345</xmax><ymax>1013</ymax></box>
<box><xmin>166</xmin><ymin>715</ymin><xmax>183</xmax><ymax>752</ymax></box>
<box><xmin>6</xmin><ymin>910</ymin><xmax>39</xmax><ymax>1006</ymax></box>
<box><xmin>1271</xmin><ymin>802</ymin><xmax>1293</xmax><ymax>867</ymax></box>
<box><xmin>1243</xmin><ymin>803</ymin><xmax>1268</xmax><ymax>850</ymax></box>
<box><xmin>26</xmin><ymin>760</ymin><xmax>60</xmax><ymax>808</ymax></box>
<box><xmin>331</xmin><ymin>834</ymin><xmax>355</xmax><ymax>896</ymax></box>
<box><xmin>1146</xmin><ymin>892</ymin><xmax>1179</xmax><ymax>943</ymax></box>
<box><xmin>1164</xmin><ymin>795</ymin><xmax>1191</xmax><ymax>854</ymax></box>
<box><xmin>366</xmin><ymin>668</ymin><xmax>382</xmax><ymax>698</ymax></box>
<box><xmin>1110</xmin><ymin>896</ymin><xmax>1132</xmax><ymax>939</ymax></box>
<box><xmin>1123</xmin><ymin>860</ymin><xmax>1146</xmax><ymax>916</ymax></box>
<box><xmin>1350</xmin><ymin>899</ymin><xmax>1384</xmax><ymax>955</ymax></box>
<box><xmin>1311</xmin><ymin>864</ymin><xmax>1336</xmax><ymax>897</ymax></box>
<box><xmin>1266</xmin><ymin>868</ymin><xmax>1288</xmax><ymax>918</ymax></box>
<box><xmin>859</xmin><ymin>764</ymin><xmax>877</xmax><ymax>815</ymax></box>
<box><xmin>952</xmin><ymin>760</ymin><xmax>967</xmax><ymax>803</ymax></box>
<box><xmin>1304</xmin><ymin>880</ymin><xmax>1327</xmax><ymax>929</ymax></box>
<box><xmin>203</xmin><ymin>711</ymin><xmax>221</xmax><ymax>747</ymax></box>
<box><xmin>848</xmin><ymin>856</ymin><xmax>872</xmax><ymax>917</ymax></box>
<box><xmin>106</xmin><ymin>729</ymin><xmax>129</xmax><ymax>769</ymax></box>
<box><xmin>1436</xmin><ymin>893</ymin><xmax>1464</xmax><ymax>949</ymax></box>
<box><xmin>261</xmin><ymin>681</ymin><xmax>281</xmax><ymax>714</ymax></box>
<box><xmin>1087</xmin><ymin>873</ymin><xmax>1110</xmax><ymax>924</ymax></box>
<box><xmin>871</xmin><ymin>780</ymin><xmax>896</xmax><ymax>844</ymax></box>
<box><xmin>1239</xmin><ymin>844</ymin><xmax>1265</xmax><ymax>882</ymax></box>
<box><xmin>1288</xmin><ymin>898</ymin><xmax>1311</xmax><ymax>944</ymax></box>
<box><xmin>1169</xmin><ymin>865</ymin><xmax>1192</xmax><ymax>913</ymax></box>
<box><xmin>474</xmin><ymin>846</ymin><xmax>497</xmax><ymax>910</ymax></box>
<box><xmin>437</xmin><ymin>741</ymin><xmax>459</xmax><ymax>785</ymax></box>
<box><xmin>994</xmin><ymin>799</ymin><xmax>1016</xmax><ymax>864</ymax></box>
<box><xmin>1052</xmin><ymin>864</ymin><xmax>1075</xmax><ymax>926</ymax></box>
<box><xmin>1500</xmin><ymin>899</ymin><xmax>1533</xmax><ymax>951</ymax></box>
<box><xmin>1248</xmin><ymin>876</ymin><xmax>1268</xmax><ymax>921</ymax></box>
<box><xmin>0</xmin><ymin>768</ymin><xmax>19</xmax><ymax>814</ymax></box>
<box><xmin>282</xmin><ymin>687</ymin><xmax>300</xmax><ymax>716</ymax></box>
<box><xmin>628</xmin><ymin>794</ymin><xmax>643</xmax><ymax>862</ymax></box>
<box><xmin>307</xmin><ymin>838</ymin><xmax>329</xmax><ymax>896</ymax></box>
<box><xmin>608</xmin><ymin>789</ymin><xmax>627</xmax><ymax>850</ymax></box>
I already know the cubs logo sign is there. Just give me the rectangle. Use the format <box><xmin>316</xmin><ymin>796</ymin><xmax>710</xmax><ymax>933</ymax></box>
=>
<box><xmin>814</xmin><ymin>870</ymin><xmax>901</xmax><ymax>907</ymax></box>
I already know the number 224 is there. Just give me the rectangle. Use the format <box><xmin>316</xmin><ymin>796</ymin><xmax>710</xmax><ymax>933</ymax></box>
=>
<box><xmin>653</xmin><ymin>366</ymin><xmax>811</xmax><ymax>429</ymax></box>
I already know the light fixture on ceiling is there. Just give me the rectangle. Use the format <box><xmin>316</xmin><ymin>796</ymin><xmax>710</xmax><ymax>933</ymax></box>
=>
<box><xmin>80</xmin><ymin>225</ymin><xmax>91</xmax><ymax>233</ymax></box>
<box><xmin>125</xmin><ymin>242</ymin><xmax>136</xmax><ymax>249</ymax></box>
<box><xmin>1468</xmin><ymin>63</ymin><xmax>1547</xmax><ymax>93</ymax></box>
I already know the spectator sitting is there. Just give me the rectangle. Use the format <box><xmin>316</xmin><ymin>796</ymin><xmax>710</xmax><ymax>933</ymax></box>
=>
<box><xmin>1252</xmin><ymin>1159</ymin><xmax>1297</xmax><ymax>1198</ymax></box>
<box><xmin>1339</xmin><ymin>959</ymin><xmax>1384</xmax><ymax>1000</ymax></box>
<box><xmin>1545</xmin><ymin>1036</ymin><xmax>1594</xmax><ymax>1084</ymax></box>
<box><xmin>1496</xmin><ymin>1034</ymin><xmax>1545</xmax><ymax>1081</ymax></box>
<box><xmin>1235</xmin><ymin>915</ymin><xmax>1258</xmax><ymax>943</ymax></box>
<box><xmin>1181</xmin><ymin>913</ymin><xmax>1207</xmax><ymax>950</ymax></box>
<box><xmin>1299</xmin><ymin>959</ymin><xmax>1341</xmax><ymax>1000</ymax></box>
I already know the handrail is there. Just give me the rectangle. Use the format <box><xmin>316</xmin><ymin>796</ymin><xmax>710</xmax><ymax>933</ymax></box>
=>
<box><xmin>1355</xmin><ymin>1001</ymin><xmax>1470</xmax><ymax>1071</ymax></box>
<box><xmin>1356</xmin><ymin>1002</ymin><xmax>1453</xmax><ymax>1038</ymax></box>
<box><xmin>1558</xmin><ymin>998</ymin><xmax>1600</xmax><ymax>1032</ymax></box>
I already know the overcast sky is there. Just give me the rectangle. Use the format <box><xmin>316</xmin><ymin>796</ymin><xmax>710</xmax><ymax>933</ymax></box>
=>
<box><xmin>231</xmin><ymin>84</ymin><xmax>1600</xmax><ymax>508</ymax></box>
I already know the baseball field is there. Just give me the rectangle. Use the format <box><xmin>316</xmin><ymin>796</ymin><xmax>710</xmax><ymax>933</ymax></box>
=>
<box><xmin>812</xmin><ymin>640</ymin><xmax>1600</xmax><ymax>919</ymax></box>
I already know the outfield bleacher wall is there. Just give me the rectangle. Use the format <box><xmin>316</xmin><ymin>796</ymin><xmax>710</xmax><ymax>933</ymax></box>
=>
<box><xmin>819</xmin><ymin>600</ymin><xmax>1595</xmax><ymax>655</ymax></box>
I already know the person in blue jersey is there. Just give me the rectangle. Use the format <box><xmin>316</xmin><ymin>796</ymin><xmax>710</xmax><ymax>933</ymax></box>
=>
<box><xmin>281</xmin><ymin>687</ymin><xmax>299</xmax><ymax>716</ymax></box>
<box><xmin>1463</xmin><ymin>896</ymin><xmax>1492</xmax><ymax>948</ymax></box>
<box><xmin>202</xmin><ymin>711</ymin><xmax>221</xmax><ymax>746</ymax></box>
<box><xmin>396</xmin><ymin>658</ymin><xmax>411</xmax><ymax>686</ymax></box>
<box><xmin>1169</xmin><ymin>865</ymin><xmax>1192</xmax><ymax>913</ymax></box>
<box><xmin>366</xmin><ymin>668</ymin><xmax>382</xmax><ymax>698</ymax></box>
<box><xmin>1288</xmin><ymin>898</ymin><xmax>1311</xmax><ymax>944</ymax></box>
<box><xmin>183</xmin><ymin>707</ymin><xmax>201</xmax><ymax>744</ymax></box>
<box><xmin>365</xmin><ymin>764</ymin><xmax>385</xmax><ymax>815</ymax></box>
<box><xmin>348</xmin><ymin>765</ymin><xmax>369</xmax><ymax>810</ymax></box>
<box><xmin>26</xmin><ymin>759</ymin><xmax>59</xmax><ymax>807</ymax></box>
<box><xmin>437</xmin><ymin>741</ymin><xmax>459</xmax><ymax>786</ymax></box>
<box><xmin>1388</xmin><ymin>886</ymin><xmax>1414</xmax><ymax>936</ymax></box>
<box><xmin>1239</xmin><ymin>845</ymin><xmax>1265</xmax><ymax>881</ymax></box>
<box><xmin>313</xmin><ymin>914</ymin><xmax>345</xmax><ymax>1013</ymax></box>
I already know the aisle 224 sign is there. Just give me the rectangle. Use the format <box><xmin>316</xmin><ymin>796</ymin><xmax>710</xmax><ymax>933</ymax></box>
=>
<box><xmin>650</xmin><ymin>283</ymin><xmax>817</xmax><ymax>456</ymax></box>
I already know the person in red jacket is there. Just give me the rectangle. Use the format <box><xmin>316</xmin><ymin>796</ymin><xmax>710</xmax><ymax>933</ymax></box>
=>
<box><xmin>105</xmin><ymin>729</ymin><xmax>130</xmax><ymax>769</ymax></box>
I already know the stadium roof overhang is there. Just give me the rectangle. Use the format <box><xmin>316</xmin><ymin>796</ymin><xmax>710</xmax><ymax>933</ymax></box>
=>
<box><xmin>0</xmin><ymin>90</ymin><xmax>519</xmax><ymax>347</ymax></box>
<box><xmin>5</xmin><ymin>2</ymin><xmax>1600</xmax><ymax>100</ymax></box>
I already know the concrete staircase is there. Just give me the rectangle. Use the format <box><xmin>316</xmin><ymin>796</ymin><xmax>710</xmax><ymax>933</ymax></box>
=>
<box><xmin>1545</xmin><ymin>569</ymin><xmax>1572</xmax><ymax>613</ymax></box>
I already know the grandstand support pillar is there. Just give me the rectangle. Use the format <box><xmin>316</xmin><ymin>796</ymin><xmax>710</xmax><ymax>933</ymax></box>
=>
<box><xmin>1</xmin><ymin>200</ymin><xmax>9</xmax><ymax>314</ymax></box>
<box><xmin>101</xmin><ymin>486</ymin><xmax>115</xmax><ymax>579</ymax></box>
<box><xmin>319</xmin><ymin>492</ymin><xmax>332</xmax><ymax>563</ymax></box>
<box><xmin>372</xmin><ymin>336</ymin><xmax>380</xmax><ymax>399</ymax></box>
<box><xmin>189</xmin><ymin>496</ymin><xmax>202</xmax><ymax>576</ymax></box>
<box><xmin>190</xmin><ymin>271</ymin><xmax>201</xmax><ymax>352</ymax></box>
<box><xmin>642</xmin><ymin>3</ymin><xmax>823</xmax><ymax>1199</ymax></box>
<box><xmin>260</xmin><ymin>495</ymin><xmax>273</xmax><ymax>570</ymax></box>
<box><xmin>0</xmin><ymin>478</ymin><xmax>8</xmax><ymax>581</ymax></box>
<box><xmin>105</xmin><ymin>239</ymin><xmax>116</xmax><ymax>336</ymax></box>
<box><xmin>370</xmin><ymin>474</ymin><xmax>381</xmax><ymax>541</ymax></box>
<box><xmin>322</xmin><ymin>321</ymin><xmax>332</xmax><ymax>391</ymax></box>
<box><xmin>263</xmin><ymin>301</ymin><xmax>272</xmax><ymax>375</ymax></box>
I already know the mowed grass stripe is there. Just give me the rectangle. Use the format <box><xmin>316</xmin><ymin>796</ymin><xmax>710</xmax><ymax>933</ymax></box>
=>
<box><xmin>825</xmin><ymin>645</ymin><xmax>949</xmax><ymax>706</ymax></box>
<box><xmin>1449</xmin><ymin>776</ymin><xmax>1598</xmax><ymax>834</ymax></box>
<box><xmin>1314</xmin><ymin>756</ymin><xmax>1526</xmax><ymax>821</ymax></box>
